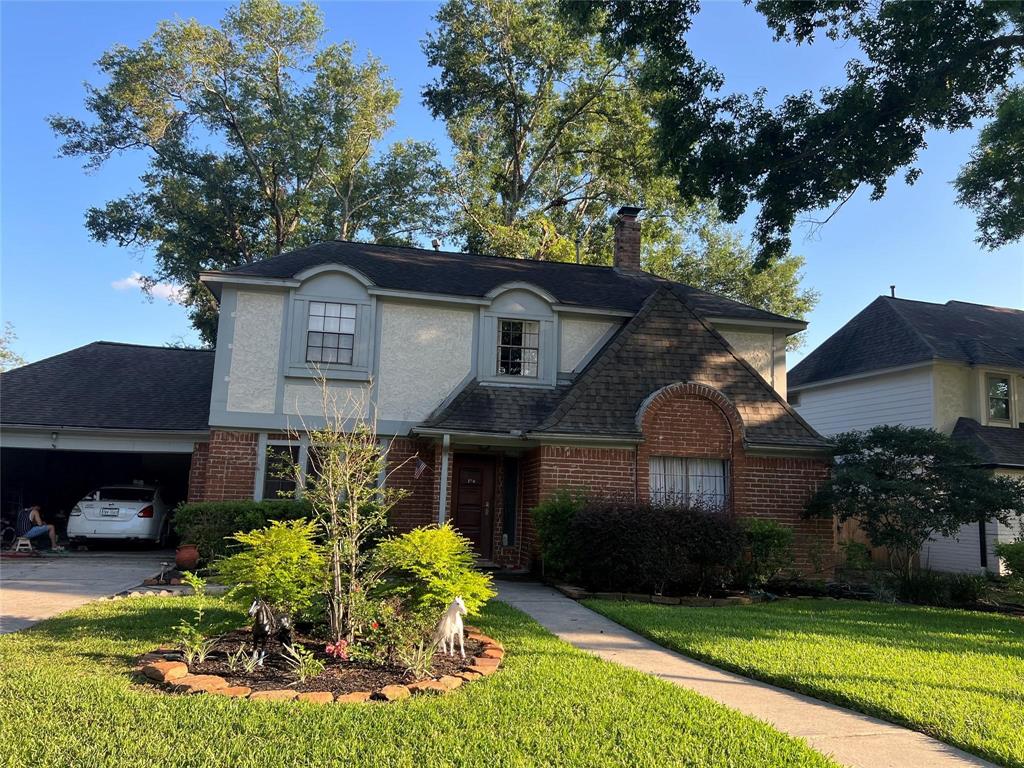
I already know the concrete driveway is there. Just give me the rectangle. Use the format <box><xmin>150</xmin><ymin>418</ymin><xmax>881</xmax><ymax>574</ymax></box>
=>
<box><xmin>0</xmin><ymin>550</ymin><xmax>170</xmax><ymax>633</ymax></box>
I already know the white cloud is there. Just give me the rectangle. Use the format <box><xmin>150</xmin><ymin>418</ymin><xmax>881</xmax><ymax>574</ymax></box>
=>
<box><xmin>112</xmin><ymin>272</ymin><xmax>185</xmax><ymax>303</ymax></box>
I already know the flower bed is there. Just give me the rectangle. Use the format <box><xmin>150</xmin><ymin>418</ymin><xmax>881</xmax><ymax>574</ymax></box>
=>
<box><xmin>136</xmin><ymin>625</ymin><xmax>504</xmax><ymax>703</ymax></box>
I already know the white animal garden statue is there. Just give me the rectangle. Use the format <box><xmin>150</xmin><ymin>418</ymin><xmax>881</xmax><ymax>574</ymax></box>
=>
<box><xmin>435</xmin><ymin>596</ymin><xmax>468</xmax><ymax>658</ymax></box>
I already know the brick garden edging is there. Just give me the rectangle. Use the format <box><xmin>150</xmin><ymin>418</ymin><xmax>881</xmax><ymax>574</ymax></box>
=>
<box><xmin>551</xmin><ymin>583</ymin><xmax>759</xmax><ymax>607</ymax></box>
<box><xmin>134</xmin><ymin>626</ymin><xmax>503</xmax><ymax>703</ymax></box>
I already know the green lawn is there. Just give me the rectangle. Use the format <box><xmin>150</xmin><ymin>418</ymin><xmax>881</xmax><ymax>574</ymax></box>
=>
<box><xmin>0</xmin><ymin>597</ymin><xmax>836</xmax><ymax>768</ymax></box>
<box><xmin>585</xmin><ymin>598</ymin><xmax>1024</xmax><ymax>768</ymax></box>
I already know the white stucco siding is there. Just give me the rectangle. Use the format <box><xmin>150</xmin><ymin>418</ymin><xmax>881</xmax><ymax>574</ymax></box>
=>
<box><xmin>226</xmin><ymin>291</ymin><xmax>284</xmax><ymax>413</ymax></box>
<box><xmin>794</xmin><ymin>367</ymin><xmax>935</xmax><ymax>436</ymax></box>
<box><xmin>933</xmin><ymin>363</ymin><xmax>974</xmax><ymax>434</ymax></box>
<box><xmin>282</xmin><ymin>382</ymin><xmax>369</xmax><ymax>418</ymax></box>
<box><xmin>376</xmin><ymin>302</ymin><xmax>474</xmax><ymax>422</ymax></box>
<box><xmin>720</xmin><ymin>329</ymin><xmax>774</xmax><ymax>386</ymax></box>
<box><xmin>559</xmin><ymin>317</ymin><xmax>614</xmax><ymax>372</ymax></box>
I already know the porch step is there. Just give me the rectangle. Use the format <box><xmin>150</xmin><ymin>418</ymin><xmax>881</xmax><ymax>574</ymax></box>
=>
<box><xmin>474</xmin><ymin>559</ymin><xmax>533</xmax><ymax>580</ymax></box>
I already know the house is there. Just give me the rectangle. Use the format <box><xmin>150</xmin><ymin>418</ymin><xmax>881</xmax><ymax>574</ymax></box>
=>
<box><xmin>789</xmin><ymin>296</ymin><xmax>1024</xmax><ymax>574</ymax></box>
<box><xmin>1</xmin><ymin>208</ymin><xmax>833</xmax><ymax>571</ymax></box>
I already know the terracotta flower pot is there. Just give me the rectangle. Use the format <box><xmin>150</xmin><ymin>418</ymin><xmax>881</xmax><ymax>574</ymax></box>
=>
<box><xmin>175</xmin><ymin>544</ymin><xmax>200</xmax><ymax>570</ymax></box>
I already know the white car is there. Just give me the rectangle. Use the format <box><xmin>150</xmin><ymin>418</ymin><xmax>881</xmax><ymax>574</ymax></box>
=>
<box><xmin>68</xmin><ymin>485</ymin><xmax>171</xmax><ymax>545</ymax></box>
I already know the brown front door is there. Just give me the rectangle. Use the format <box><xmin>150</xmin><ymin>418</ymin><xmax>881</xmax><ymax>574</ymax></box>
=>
<box><xmin>452</xmin><ymin>454</ymin><xmax>495</xmax><ymax>559</ymax></box>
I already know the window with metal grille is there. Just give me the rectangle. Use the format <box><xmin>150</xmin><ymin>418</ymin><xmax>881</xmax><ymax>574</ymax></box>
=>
<box><xmin>497</xmin><ymin>319</ymin><xmax>539</xmax><ymax>377</ymax></box>
<box><xmin>306</xmin><ymin>301</ymin><xmax>356</xmax><ymax>364</ymax></box>
<box><xmin>649</xmin><ymin>456</ymin><xmax>728</xmax><ymax>510</ymax></box>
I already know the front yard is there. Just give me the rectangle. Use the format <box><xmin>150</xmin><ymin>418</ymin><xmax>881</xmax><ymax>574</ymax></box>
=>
<box><xmin>585</xmin><ymin>598</ymin><xmax>1024</xmax><ymax>768</ymax></box>
<box><xmin>0</xmin><ymin>596</ymin><xmax>837</xmax><ymax>768</ymax></box>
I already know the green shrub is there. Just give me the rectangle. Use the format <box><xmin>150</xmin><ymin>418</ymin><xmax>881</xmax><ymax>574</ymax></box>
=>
<box><xmin>737</xmin><ymin>518</ymin><xmax>794</xmax><ymax>588</ymax></box>
<box><xmin>840</xmin><ymin>540</ymin><xmax>874</xmax><ymax>571</ymax></box>
<box><xmin>569</xmin><ymin>499</ymin><xmax>744</xmax><ymax>594</ymax></box>
<box><xmin>893</xmin><ymin>570</ymin><xmax>989</xmax><ymax>607</ymax></box>
<box><xmin>373</xmin><ymin>523</ymin><xmax>495</xmax><ymax>623</ymax></box>
<box><xmin>531</xmin><ymin>489</ymin><xmax>587</xmax><ymax>580</ymax></box>
<box><xmin>995</xmin><ymin>540</ymin><xmax>1024</xmax><ymax>580</ymax></box>
<box><xmin>947</xmin><ymin>573</ymin><xmax>991</xmax><ymax>605</ymax></box>
<box><xmin>173</xmin><ymin>499</ymin><xmax>312</xmax><ymax>563</ymax></box>
<box><xmin>213</xmin><ymin>519</ymin><xmax>324</xmax><ymax>617</ymax></box>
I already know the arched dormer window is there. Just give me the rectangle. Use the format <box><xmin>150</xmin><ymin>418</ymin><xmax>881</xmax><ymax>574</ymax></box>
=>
<box><xmin>479</xmin><ymin>284</ymin><xmax>556</xmax><ymax>387</ymax></box>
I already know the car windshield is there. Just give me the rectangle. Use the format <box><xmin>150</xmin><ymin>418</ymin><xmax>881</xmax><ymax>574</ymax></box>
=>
<box><xmin>96</xmin><ymin>487</ymin><xmax>155</xmax><ymax>502</ymax></box>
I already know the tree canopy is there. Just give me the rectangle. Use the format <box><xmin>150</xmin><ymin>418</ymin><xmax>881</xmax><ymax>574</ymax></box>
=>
<box><xmin>566</xmin><ymin>0</ymin><xmax>1024</xmax><ymax>264</ymax></box>
<box><xmin>50</xmin><ymin>0</ymin><xmax>443</xmax><ymax>342</ymax></box>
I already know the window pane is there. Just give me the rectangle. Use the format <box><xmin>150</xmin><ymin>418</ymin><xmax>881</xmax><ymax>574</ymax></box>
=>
<box><xmin>309</xmin><ymin>302</ymin><xmax>326</xmax><ymax>317</ymax></box>
<box><xmin>307</xmin><ymin>332</ymin><xmax>323</xmax><ymax>346</ymax></box>
<box><xmin>324</xmin><ymin>315</ymin><xmax>341</xmax><ymax>332</ymax></box>
<box><xmin>323</xmin><ymin>347</ymin><xmax>339</xmax><ymax>363</ymax></box>
<box><xmin>306</xmin><ymin>346</ymin><xmax>322</xmax><ymax>362</ymax></box>
<box><xmin>339</xmin><ymin>318</ymin><xmax>356</xmax><ymax>334</ymax></box>
<box><xmin>263</xmin><ymin>445</ymin><xmax>299</xmax><ymax>500</ymax></box>
<box><xmin>339</xmin><ymin>334</ymin><xmax>354</xmax><ymax>350</ymax></box>
<box><xmin>988</xmin><ymin>376</ymin><xmax>1011</xmax><ymax>420</ymax></box>
<box><xmin>324</xmin><ymin>303</ymin><xmax>341</xmax><ymax>317</ymax></box>
<box><xmin>323</xmin><ymin>333</ymin><xmax>340</xmax><ymax>348</ymax></box>
<box><xmin>340</xmin><ymin>303</ymin><xmax>357</xmax><ymax>318</ymax></box>
<box><xmin>338</xmin><ymin>348</ymin><xmax>353</xmax><ymax>364</ymax></box>
<box><xmin>308</xmin><ymin>314</ymin><xmax>324</xmax><ymax>331</ymax></box>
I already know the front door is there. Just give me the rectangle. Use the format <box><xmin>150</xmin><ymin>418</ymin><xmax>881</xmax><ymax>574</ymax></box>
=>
<box><xmin>452</xmin><ymin>454</ymin><xmax>495</xmax><ymax>560</ymax></box>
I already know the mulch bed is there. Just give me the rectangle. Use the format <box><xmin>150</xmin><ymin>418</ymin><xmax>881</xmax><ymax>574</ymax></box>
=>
<box><xmin>186</xmin><ymin>628</ymin><xmax>484</xmax><ymax>694</ymax></box>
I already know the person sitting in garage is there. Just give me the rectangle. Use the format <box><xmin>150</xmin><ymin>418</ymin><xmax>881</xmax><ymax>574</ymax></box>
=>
<box><xmin>16</xmin><ymin>505</ymin><xmax>62</xmax><ymax>551</ymax></box>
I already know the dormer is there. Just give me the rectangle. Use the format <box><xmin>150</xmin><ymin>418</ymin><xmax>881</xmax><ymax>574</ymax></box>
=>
<box><xmin>478</xmin><ymin>282</ymin><xmax>557</xmax><ymax>387</ymax></box>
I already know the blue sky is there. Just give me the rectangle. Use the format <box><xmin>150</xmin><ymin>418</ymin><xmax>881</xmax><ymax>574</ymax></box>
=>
<box><xmin>2</xmin><ymin>1</ymin><xmax>1021</xmax><ymax>366</ymax></box>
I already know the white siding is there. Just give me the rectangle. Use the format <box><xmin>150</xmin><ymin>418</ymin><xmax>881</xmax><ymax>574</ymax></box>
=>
<box><xmin>794</xmin><ymin>367</ymin><xmax>934</xmax><ymax>436</ymax></box>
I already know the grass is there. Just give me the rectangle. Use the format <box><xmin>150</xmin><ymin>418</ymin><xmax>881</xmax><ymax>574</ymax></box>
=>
<box><xmin>584</xmin><ymin>598</ymin><xmax>1024</xmax><ymax>768</ymax></box>
<box><xmin>0</xmin><ymin>597</ymin><xmax>837</xmax><ymax>768</ymax></box>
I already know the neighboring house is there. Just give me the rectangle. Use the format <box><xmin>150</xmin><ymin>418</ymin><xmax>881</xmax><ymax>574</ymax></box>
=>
<box><xmin>0</xmin><ymin>208</ymin><xmax>833</xmax><ymax>571</ymax></box>
<box><xmin>789</xmin><ymin>296</ymin><xmax>1024</xmax><ymax>574</ymax></box>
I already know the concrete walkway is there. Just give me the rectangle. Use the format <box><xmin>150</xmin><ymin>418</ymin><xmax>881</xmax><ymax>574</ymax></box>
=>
<box><xmin>497</xmin><ymin>582</ymin><xmax>995</xmax><ymax>768</ymax></box>
<box><xmin>0</xmin><ymin>550</ymin><xmax>170</xmax><ymax>633</ymax></box>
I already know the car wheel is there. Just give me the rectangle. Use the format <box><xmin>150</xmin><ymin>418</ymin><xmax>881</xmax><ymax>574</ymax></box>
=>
<box><xmin>156</xmin><ymin>518</ymin><xmax>171</xmax><ymax>548</ymax></box>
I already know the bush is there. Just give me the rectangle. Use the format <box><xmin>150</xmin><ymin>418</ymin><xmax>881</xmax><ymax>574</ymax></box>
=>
<box><xmin>531</xmin><ymin>489</ymin><xmax>586</xmax><ymax>580</ymax></box>
<box><xmin>373</xmin><ymin>523</ymin><xmax>495</xmax><ymax>623</ymax></box>
<box><xmin>894</xmin><ymin>570</ymin><xmax>990</xmax><ymax>607</ymax></box>
<box><xmin>569</xmin><ymin>499</ymin><xmax>744</xmax><ymax>594</ymax></box>
<box><xmin>213</xmin><ymin>519</ymin><xmax>325</xmax><ymax>617</ymax></box>
<box><xmin>174</xmin><ymin>499</ymin><xmax>312</xmax><ymax>563</ymax></box>
<box><xmin>737</xmin><ymin>518</ymin><xmax>794</xmax><ymax>588</ymax></box>
<box><xmin>995</xmin><ymin>540</ymin><xmax>1024</xmax><ymax>580</ymax></box>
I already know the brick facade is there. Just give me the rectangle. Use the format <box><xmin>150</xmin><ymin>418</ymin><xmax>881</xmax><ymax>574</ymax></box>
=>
<box><xmin>188</xmin><ymin>384</ymin><xmax>831</xmax><ymax>573</ymax></box>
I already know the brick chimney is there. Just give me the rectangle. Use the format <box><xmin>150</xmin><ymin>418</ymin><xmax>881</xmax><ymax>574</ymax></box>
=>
<box><xmin>613</xmin><ymin>205</ymin><xmax>642</xmax><ymax>272</ymax></box>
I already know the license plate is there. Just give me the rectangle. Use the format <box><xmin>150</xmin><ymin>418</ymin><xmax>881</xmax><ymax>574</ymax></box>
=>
<box><xmin>101</xmin><ymin>507</ymin><xmax>119</xmax><ymax>517</ymax></box>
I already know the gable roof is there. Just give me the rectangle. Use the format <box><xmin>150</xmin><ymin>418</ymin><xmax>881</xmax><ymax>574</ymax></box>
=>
<box><xmin>790</xmin><ymin>297</ymin><xmax>1024</xmax><ymax>389</ymax></box>
<box><xmin>208</xmin><ymin>240</ymin><xmax>802</xmax><ymax>326</ymax></box>
<box><xmin>0</xmin><ymin>342</ymin><xmax>214</xmax><ymax>432</ymax></box>
<box><xmin>952</xmin><ymin>418</ymin><xmax>1024</xmax><ymax>468</ymax></box>
<box><xmin>423</xmin><ymin>286</ymin><xmax>829</xmax><ymax>450</ymax></box>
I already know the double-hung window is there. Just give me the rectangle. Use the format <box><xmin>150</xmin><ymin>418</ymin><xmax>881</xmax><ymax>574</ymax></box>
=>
<box><xmin>649</xmin><ymin>457</ymin><xmax>728</xmax><ymax>510</ymax></box>
<box><xmin>497</xmin><ymin>319</ymin><xmax>539</xmax><ymax>377</ymax></box>
<box><xmin>306</xmin><ymin>301</ymin><xmax>356</xmax><ymax>364</ymax></box>
<box><xmin>987</xmin><ymin>375</ymin><xmax>1011</xmax><ymax>423</ymax></box>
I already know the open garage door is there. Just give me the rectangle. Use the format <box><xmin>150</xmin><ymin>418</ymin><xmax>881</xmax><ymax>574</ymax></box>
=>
<box><xmin>1</xmin><ymin>447</ymin><xmax>192</xmax><ymax>536</ymax></box>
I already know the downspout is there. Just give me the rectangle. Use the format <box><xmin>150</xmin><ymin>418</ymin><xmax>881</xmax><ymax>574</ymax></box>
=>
<box><xmin>438</xmin><ymin>433</ymin><xmax>451</xmax><ymax>524</ymax></box>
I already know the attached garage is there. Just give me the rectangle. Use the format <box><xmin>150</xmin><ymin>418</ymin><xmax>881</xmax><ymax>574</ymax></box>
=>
<box><xmin>0</xmin><ymin>342</ymin><xmax>213</xmax><ymax>539</ymax></box>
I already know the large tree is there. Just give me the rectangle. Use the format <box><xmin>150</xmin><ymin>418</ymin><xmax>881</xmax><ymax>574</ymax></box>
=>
<box><xmin>51</xmin><ymin>0</ymin><xmax>444</xmax><ymax>343</ymax></box>
<box><xmin>423</xmin><ymin>0</ymin><xmax>816</xmax><ymax>324</ymax></box>
<box><xmin>566</xmin><ymin>0</ymin><xmax>1024</xmax><ymax>264</ymax></box>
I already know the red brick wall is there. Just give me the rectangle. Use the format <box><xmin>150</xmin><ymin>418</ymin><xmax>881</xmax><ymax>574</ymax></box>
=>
<box><xmin>386</xmin><ymin>437</ymin><xmax>437</xmax><ymax>532</ymax></box>
<box><xmin>192</xmin><ymin>429</ymin><xmax>259</xmax><ymax>501</ymax></box>
<box><xmin>186</xmin><ymin>441</ymin><xmax>210</xmax><ymax>503</ymax></box>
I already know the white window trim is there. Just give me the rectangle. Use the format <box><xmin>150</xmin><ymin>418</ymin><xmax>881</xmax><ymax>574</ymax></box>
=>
<box><xmin>254</xmin><ymin>433</ymin><xmax>309</xmax><ymax>500</ymax></box>
<box><xmin>982</xmin><ymin>370</ymin><xmax>1016</xmax><ymax>427</ymax></box>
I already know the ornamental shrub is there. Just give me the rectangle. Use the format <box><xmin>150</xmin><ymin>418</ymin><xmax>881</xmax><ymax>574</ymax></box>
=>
<box><xmin>737</xmin><ymin>518</ymin><xmax>795</xmax><ymax>588</ymax></box>
<box><xmin>995</xmin><ymin>540</ymin><xmax>1024</xmax><ymax>581</ymax></box>
<box><xmin>569</xmin><ymin>499</ymin><xmax>744</xmax><ymax>594</ymax></box>
<box><xmin>531</xmin><ymin>489</ymin><xmax>587</xmax><ymax>580</ymax></box>
<box><xmin>174</xmin><ymin>499</ymin><xmax>312</xmax><ymax>563</ymax></box>
<box><xmin>373</xmin><ymin>523</ymin><xmax>495</xmax><ymax>623</ymax></box>
<box><xmin>213</xmin><ymin>519</ymin><xmax>325</xmax><ymax>617</ymax></box>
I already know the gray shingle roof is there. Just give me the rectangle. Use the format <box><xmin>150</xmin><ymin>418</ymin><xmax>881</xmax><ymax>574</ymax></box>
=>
<box><xmin>423</xmin><ymin>286</ymin><xmax>829</xmax><ymax>450</ymax></box>
<box><xmin>952</xmin><ymin>418</ymin><xmax>1024</xmax><ymax>468</ymax></box>
<box><xmin>214</xmin><ymin>240</ymin><xmax>802</xmax><ymax>325</ymax></box>
<box><xmin>0</xmin><ymin>342</ymin><xmax>214</xmax><ymax>431</ymax></box>
<box><xmin>790</xmin><ymin>297</ymin><xmax>1024</xmax><ymax>388</ymax></box>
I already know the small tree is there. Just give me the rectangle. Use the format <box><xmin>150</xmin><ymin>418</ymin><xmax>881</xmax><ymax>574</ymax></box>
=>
<box><xmin>283</xmin><ymin>375</ymin><xmax>409</xmax><ymax>644</ymax></box>
<box><xmin>807</xmin><ymin>426</ymin><xmax>1024</xmax><ymax>578</ymax></box>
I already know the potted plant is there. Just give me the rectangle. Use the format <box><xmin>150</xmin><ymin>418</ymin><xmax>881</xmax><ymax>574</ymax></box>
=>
<box><xmin>175</xmin><ymin>542</ymin><xmax>200</xmax><ymax>570</ymax></box>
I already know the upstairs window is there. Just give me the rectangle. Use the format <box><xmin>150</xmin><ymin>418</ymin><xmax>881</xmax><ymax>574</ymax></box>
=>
<box><xmin>497</xmin><ymin>319</ymin><xmax>539</xmax><ymax>377</ymax></box>
<box><xmin>306</xmin><ymin>301</ymin><xmax>356</xmax><ymax>364</ymax></box>
<box><xmin>987</xmin><ymin>375</ymin><xmax>1011</xmax><ymax>423</ymax></box>
<box><xmin>649</xmin><ymin>457</ymin><xmax>728</xmax><ymax>510</ymax></box>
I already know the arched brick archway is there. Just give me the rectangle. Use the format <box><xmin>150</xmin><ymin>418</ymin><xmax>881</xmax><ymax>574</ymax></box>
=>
<box><xmin>635</xmin><ymin>382</ymin><xmax>745</xmax><ymax>509</ymax></box>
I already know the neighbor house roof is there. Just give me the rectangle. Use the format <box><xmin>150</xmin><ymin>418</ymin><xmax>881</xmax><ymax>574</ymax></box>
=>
<box><xmin>952</xmin><ymin>417</ymin><xmax>1024</xmax><ymax>468</ymax></box>
<box><xmin>789</xmin><ymin>297</ymin><xmax>1024</xmax><ymax>389</ymax></box>
<box><xmin>0</xmin><ymin>342</ymin><xmax>214</xmax><ymax>432</ymax></box>
<box><xmin>206</xmin><ymin>240</ymin><xmax>803</xmax><ymax>327</ymax></box>
<box><xmin>423</xmin><ymin>286</ymin><xmax>830</xmax><ymax>451</ymax></box>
